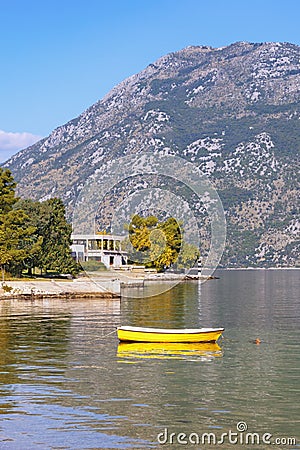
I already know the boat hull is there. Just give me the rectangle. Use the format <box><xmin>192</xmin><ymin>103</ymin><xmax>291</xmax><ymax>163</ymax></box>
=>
<box><xmin>117</xmin><ymin>326</ymin><xmax>224</xmax><ymax>343</ymax></box>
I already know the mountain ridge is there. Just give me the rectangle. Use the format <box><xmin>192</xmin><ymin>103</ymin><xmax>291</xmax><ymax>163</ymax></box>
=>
<box><xmin>4</xmin><ymin>41</ymin><xmax>300</xmax><ymax>267</ymax></box>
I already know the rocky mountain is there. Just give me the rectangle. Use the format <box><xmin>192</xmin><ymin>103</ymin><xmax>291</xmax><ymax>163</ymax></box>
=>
<box><xmin>4</xmin><ymin>41</ymin><xmax>300</xmax><ymax>267</ymax></box>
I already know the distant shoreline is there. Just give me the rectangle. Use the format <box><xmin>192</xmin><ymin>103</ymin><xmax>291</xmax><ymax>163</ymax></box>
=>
<box><xmin>1</xmin><ymin>267</ymin><xmax>299</xmax><ymax>300</ymax></box>
<box><xmin>218</xmin><ymin>267</ymin><xmax>300</xmax><ymax>270</ymax></box>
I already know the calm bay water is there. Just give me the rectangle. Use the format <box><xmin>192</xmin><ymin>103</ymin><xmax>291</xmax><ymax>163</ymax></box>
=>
<box><xmin>0</xmin><ymin>269</ymin><xmax>299</xmax><ymax>449</ymax></box>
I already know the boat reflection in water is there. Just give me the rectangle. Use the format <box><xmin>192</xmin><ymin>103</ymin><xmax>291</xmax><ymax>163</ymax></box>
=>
<box><xmin>117</xmin><ymin>342</ymin><xmax>223</xmax><ymax>361</ymax></box>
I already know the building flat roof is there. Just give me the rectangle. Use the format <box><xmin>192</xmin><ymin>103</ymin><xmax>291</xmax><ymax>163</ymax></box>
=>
<box><xmin>71</xmin><ymin>234</ymin><xmax>125</xmax><ymax>240</ymax></box>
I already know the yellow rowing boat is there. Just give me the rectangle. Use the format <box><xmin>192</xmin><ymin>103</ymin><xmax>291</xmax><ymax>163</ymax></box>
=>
<box><xmin>117</xmin><ymin>326</ymin><xmax>224</xmax><ymax>343</ymax></box>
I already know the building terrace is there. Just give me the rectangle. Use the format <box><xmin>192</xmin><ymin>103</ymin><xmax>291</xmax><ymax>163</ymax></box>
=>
<box><xmin>71</xmin><ymin>234</ymin><xmax>128</xmax><ymax>269</ymax></box>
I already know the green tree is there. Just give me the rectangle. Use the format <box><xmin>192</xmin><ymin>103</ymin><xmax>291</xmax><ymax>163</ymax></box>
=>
<box><xmin>13</xmin><ymin>199</ymin><xmax>43</xmax><ymax>275</ymax></box>
<box><xmin>16</xmin><ymin>198</ymin><xmax>78</xmax><ymax>276</ymax></box>
<box><xmin>40</xmin><ymin>198</ymin><xmax>78</xmax><ymax>275</ymax></box>
<box><xmin>0</xmin><ymin>209</ymin><xmax>40</xmax><ymax>278</ymax></box>
<box><xmin>0</xmin><ymin>167</ymin><xmax>18</xmax><ymax>213</ymax></box>
<box><xmin>150</xmin><ymin>218</ymin><xmax>182</xmax><ymax>271</ymax></box>
<box><xmin>126</xmin><ymin>214</ymin><xmax>184</xmax><ymax>272</ymax></box>
<box><xmin>127</xmin><ymin>214</ymin><xmax>158</xmax><ymax>251</ymax></box>
<box><xmin>126</xmin><ymin>214</ymin><xmax>200</xmax><ymax>272</ymax></box>
<box><xmin>175</xmin><ymin>242</ymin><xmax>200</xmax><ymax>270</ymax></box>
<box><xmin>0</xmin><ymin>169</ymin><xmax>78</xmax><ymax>279</ymax></box>
<box><xmin>0</xmin><ymin>168</ymin><xmax>37</xmax><ymax>280</ymax></box>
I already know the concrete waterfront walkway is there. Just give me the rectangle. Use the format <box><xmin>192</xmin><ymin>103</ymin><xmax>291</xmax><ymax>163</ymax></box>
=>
<box><xmin>0</xmin><ymin>276</ymin><xmax>121</xmax><ymax>299</ymax></box>
<box><xmin>0</xmin><ymin>269</ymin><xmax>208</xmax><ymax>300</ymax></box>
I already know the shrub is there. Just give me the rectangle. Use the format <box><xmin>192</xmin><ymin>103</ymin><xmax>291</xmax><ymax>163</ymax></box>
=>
<box><xmin>80</xmin><ymin>260</ymin><xmax>107</xmax><ymax>272</ymax></box>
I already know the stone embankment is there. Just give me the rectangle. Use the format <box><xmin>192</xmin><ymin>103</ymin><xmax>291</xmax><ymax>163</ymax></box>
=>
<box><xmin>0</xmin><ymin>277</ymin><xmax>121</xmax><ymax>299</ymax></box>
<box><xmin>0</xmin><ymin>270</ymin><xmax>214</xmax><ymax>300</ymax></box>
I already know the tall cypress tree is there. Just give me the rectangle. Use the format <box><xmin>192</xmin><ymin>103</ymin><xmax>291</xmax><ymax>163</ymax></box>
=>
<box><xmin>0</xmin><ymin>167</ymin><xmax>18</xmax><ymax>213</ymax></box>
<box><xmin>38</xmin><ymin>198</ymin><xmax>78</xmax><ymax>275</ymax></box>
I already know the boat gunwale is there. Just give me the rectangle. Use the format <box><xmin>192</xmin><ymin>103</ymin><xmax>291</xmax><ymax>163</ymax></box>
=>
<box><xmin>117</xmin><ymin>326</ymin><xmax>225</xmax><ymax>335</ymax></box>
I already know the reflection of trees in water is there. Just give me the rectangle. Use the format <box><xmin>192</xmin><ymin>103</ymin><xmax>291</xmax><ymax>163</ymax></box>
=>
<box><xmin>120</xmin><ymin>282</ymin><xmax>203</xmax><ymax>329</ymax></box>
<box><xmin>63</xmin><ymin>336</ymin><xmax>221</xmax><ymax>443</ymax></box>
<box><xmin>0</xmin><ymin>273</ymin><xmax>297</xmax><ymax>445</ymax></box>
<box><xmin>0</xmin><ymin>311</ymin><xmax>71</xmax><ymax>388</ymax></box>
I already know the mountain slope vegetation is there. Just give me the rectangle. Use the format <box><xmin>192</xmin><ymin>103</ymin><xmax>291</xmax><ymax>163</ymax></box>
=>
<box><xmin>4</xmin><ymin>42</ymin><xmax>300</xmax><ymax>267</ymax></box>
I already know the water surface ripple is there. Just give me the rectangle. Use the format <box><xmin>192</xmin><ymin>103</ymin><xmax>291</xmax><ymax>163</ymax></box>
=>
<box><xmin>0</xmin><ymin>269</ymin><xmax>299</xmax><ymax>449</ymax></box>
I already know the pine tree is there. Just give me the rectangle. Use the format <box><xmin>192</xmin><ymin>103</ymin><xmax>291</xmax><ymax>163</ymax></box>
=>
<box><xmin>0</xmin><ymin>168</ymin><xmax>18</xmax><ymax>214</ymax></box>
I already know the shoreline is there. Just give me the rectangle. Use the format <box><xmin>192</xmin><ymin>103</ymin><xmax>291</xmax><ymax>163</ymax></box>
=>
<box><xmin>0</xmin><ymin>278</ymin><xmax>121</xmax><ymax>300</ymax></box>
<box><xmin>1</xmin><ymin>267</ymin><xmax>298</xmax><ymax>300</ymax></box>
<box><xmin>218</xmin><ymin>267</ymin><xmax>300</xmax><ymax>270</ymax></box>
<box><xmin>0</xmin><ymin>272</ymin><xmax>217</xmax><ymax>299</ymax></box>
<box><xmin>0</xmin><ymin>291</ymin><xmax>120</xmax><ymax>300</ymax></box>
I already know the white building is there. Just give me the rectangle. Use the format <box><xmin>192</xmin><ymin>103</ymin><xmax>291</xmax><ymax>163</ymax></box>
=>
<box><xmin>71</xmin><ymin>234</ymin><xmax>128</xmax><ymax>269</ymax></box>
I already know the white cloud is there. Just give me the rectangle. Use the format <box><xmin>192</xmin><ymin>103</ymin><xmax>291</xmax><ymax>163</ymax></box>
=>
<box><xmin>0</xmin><ymin>129</ymin><xmax>42</xmax><ymax>163</ymax></box>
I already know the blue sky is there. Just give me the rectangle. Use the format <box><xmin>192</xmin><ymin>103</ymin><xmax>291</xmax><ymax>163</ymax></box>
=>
<box><xmin>1</xmin><ymin>0</ymin><xmax>299</xmax><ymax>162</ymax></box>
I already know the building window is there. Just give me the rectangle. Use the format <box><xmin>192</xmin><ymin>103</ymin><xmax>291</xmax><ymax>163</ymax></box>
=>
<box><xmin>88</xmin><ymin>239</ymin><xmax>98</xmax><ymax>250</ymax></box>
